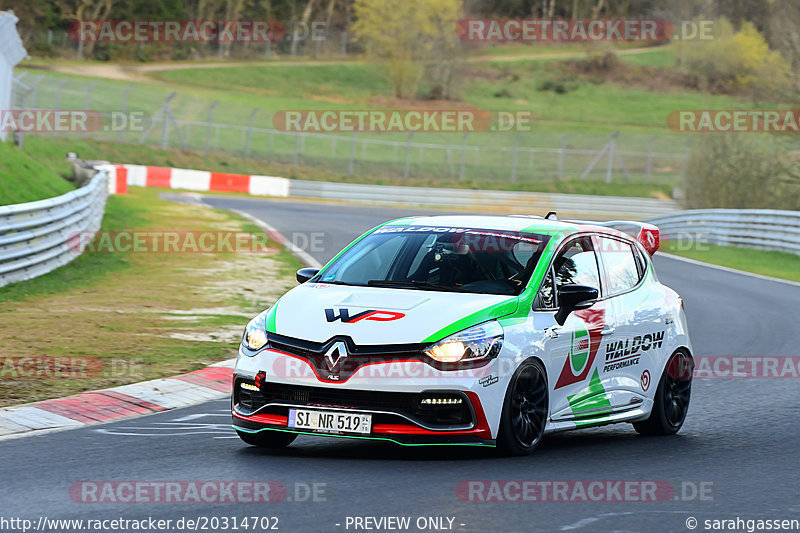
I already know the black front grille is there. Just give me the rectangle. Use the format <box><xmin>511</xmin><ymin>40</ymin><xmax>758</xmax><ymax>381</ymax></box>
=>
<box><xmin>234</xmin><ymin>379</ymin><xmax>474</xmax><ymax>429</ymax></box>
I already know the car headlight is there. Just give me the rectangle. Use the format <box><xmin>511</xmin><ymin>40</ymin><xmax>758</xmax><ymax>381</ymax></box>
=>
<box><xmin>424</xmin><ymin>321</ymin><xmax>503</xmax><ymax>364</ymax></box>
<box><xmin>241</xmin><ymin>310</ymin><xmax>269</xmax><ymax>352</ymax></box>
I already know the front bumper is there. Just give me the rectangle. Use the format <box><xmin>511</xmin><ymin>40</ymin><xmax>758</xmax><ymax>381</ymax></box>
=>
<box><xmin>232</xmin><ymin>347</ymin><xmax>501</xmax><ymax>446</ymax></box>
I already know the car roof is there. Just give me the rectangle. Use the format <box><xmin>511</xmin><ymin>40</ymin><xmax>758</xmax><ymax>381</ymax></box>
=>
<box><xmin>384</xmin><ymin>215</ymin><xmax>585</xmax><ymax>235</ymax></box>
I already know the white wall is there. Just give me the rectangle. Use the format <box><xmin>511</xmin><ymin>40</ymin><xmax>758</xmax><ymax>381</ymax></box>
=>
<box><xmin>0</xmin><ymin>12</ymin><xmax>27</xmax><ymax>141</ymax></box>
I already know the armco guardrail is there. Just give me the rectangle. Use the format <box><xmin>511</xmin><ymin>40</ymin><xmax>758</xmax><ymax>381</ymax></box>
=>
<box><xmin>107</xmin><ymin>163</ymin><xmax>679</xmax><ymax>220</ymax></box>
<box><xmin>287</xmin><ymin>180</ymin><xmax>679</xmax><ymax>219</ymax></box>
<box><xmin>0</xmin><ymin>169</ymin><xmax>109</xmax><ymax>288</ymax></box>
<box><xmin>648</xmin><ymin>209</ymin><xmax>800</xmax><ymax>255</ymax></box>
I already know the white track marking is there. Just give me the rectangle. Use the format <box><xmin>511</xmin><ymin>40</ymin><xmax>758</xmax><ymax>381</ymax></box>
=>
<box><xmin>229</xmin><ymin>207</ymin><xmax>323</xmax><ymax>269</ymax></box>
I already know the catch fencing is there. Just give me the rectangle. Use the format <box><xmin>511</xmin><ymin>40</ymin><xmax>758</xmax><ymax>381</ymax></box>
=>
<box><xmin>10</xmin><ymin>73</ymin><xmax>690</xmax><ymax>188</ymax></box>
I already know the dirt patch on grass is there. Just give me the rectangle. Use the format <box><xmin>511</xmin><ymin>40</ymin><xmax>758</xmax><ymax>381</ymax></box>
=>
<box><xmin>562</xmin><ymin>53</ymin><xmax>695</xmax><ymax>93</ymax></box>
<box><xmin>0</xmin><ymin>188</ymin><xmax>299</xmax><ymax>407</ymax></box>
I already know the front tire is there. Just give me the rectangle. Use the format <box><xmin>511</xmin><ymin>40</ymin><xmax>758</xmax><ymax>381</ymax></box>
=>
<box><xmin>496</xmin><ymin>359</ymin><xmax>549</xmax><ymax>456</ymax></box>
<box><xmin>236</xmin><ymin>429</ymin><xmax>298</xmax><ymax>448</ymax></box>
<box><xmin>633</xmin><ymin>350</ymin><xmax>693</xmax><ymax>436</ymax></box>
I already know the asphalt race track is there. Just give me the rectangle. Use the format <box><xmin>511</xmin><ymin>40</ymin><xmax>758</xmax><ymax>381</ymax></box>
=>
<box><xmin>2</xmin><ymin>196</ymin><xmax>799</xmax><ymax>533</ymax></box>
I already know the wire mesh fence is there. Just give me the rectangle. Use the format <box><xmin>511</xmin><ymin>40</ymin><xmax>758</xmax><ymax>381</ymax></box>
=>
<box><xmin>11</xmin><ymin>73</ymin><xmax>690</xmax><ymax>187</ymax></box>
<box><xmin>19</xmin><ymin>27</ymin><xmax>357</xmax><ymax>62</ymax></box>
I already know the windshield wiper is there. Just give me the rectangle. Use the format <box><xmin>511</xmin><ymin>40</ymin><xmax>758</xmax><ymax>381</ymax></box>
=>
<box><xmin>367</xmin><ymin>280</ymin><xmax>468</xmax><ymax>292</ymax></box>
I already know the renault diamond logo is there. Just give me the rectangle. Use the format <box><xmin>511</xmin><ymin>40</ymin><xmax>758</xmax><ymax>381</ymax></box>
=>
<box><xmin>324</xmin><ymin>341</ymin><xmax>348</xmax><ymax>372</ymax></box>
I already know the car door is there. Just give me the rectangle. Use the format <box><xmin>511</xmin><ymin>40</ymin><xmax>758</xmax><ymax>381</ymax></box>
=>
<box><xmin>534</xmin><ymin>235</ymin><xmax>616</xmax><ymax>423</ymax></box>
<box><xmin>595</xmin><ymin>235</ymin><xmax>661</xmax><ymax>405</ymax></box>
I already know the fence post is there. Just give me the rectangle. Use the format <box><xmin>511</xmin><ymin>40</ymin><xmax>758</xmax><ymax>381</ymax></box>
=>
<box><xmin>510</xmin><ymin>134</ymin><xmax>520</xmax><ymax>183</ymax></box>
<box><xmin>403</xmin><ymin>132</ymin><xmax>415</xmax><ymax>181</ymax></box>
<box><xmin>84</xmin><ymin>81</ymin><xmax>97</xmax><ymax>110</ymax></box>
<box><xmin>293</xmin><ymin>132</ymin><xmax>301</xmax><ymax>165</ymax></box>
<box><xmin>161</xmin><ymin>97</ymin><xmax>172</xmax><ymax>149</ymax></box>
<box><xmin>558</xmin><ymin>133</ymin><xmax>568</xmax><ymax>179</ymax></box>
<box><xmin>290</xmin><ymin>23</ymin><xmax>299</xmax><ymax>57</ymax></box>
<box><xmin>54</xmin><ymin>79</ymin><xmax>69</xmax><ymax>110</ymax></box>
<box><xmin>645</xmin><ymin>134</ymin><xmax>656</xmax><ymax>181</ymax></box>
<box><xmin>118</xmin><ymin>85</ymin><xmax>132</xmax><ymax>142</ymax></box>
<box><xmin>348</xmin><ymin>132</ymin><xmax>357</xmax><ymax>175</ymax></box>
<box><xmin>459</xmin><ymin>132</ymin><xmax>468</xmax><ymax>180</ymax></box>
<box><xmin>205</xmin><ymin>101</ymin><xmax>219</xmax><ymax>152</ymax></box>
<box><xmin>245</xmin><ymin>107</ymin><xmax>260</xmax><ymax>158</ymax></box>
<box><xmin>579</xmin><ymin>131</ymin><xmax>616</xmax><ymax>181</ymax></box>
<box><xmin>341</xmin><ymin>32</ymin><xmax>347</xmax><ymax>55</ymax></box>
<box><xmin>29</xmin><ymin>76</ymin><xmax>44</xmax><ymax>108</ymax></box>
<box><xmin>605</xmin><ymin>133</ymin><xmax>616</xmax><ymax>183</ymax></box>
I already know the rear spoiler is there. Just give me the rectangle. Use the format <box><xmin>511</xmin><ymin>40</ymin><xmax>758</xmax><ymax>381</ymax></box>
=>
<box><xmin>567</xmin><ymin>219</ymin><xmax>660</xmax><ymax>256</ymax></box>
<box><xmin>593</xmin><ymin>221</ymin><xmax>660</xmax><ymax>256</ymax></box>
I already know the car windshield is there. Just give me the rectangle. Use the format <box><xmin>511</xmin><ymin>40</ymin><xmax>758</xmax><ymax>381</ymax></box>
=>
<box><xmin>316</xmin><ymin>227</ymin><xmax>551</xmax><ymax>295</ymax></box>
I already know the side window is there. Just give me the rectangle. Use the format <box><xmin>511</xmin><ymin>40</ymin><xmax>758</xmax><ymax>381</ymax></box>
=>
<box><xmin>553</xmin><ymin>236</ymin><xmax>601</xmax><ymax>293</ymax></box>
<box><xmin>598</xmin><ymin>236</ymin><xmax>641</xmax><ymax>296</ymax></box>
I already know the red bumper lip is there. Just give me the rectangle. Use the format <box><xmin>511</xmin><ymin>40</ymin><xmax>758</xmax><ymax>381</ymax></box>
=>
<box><xmin>232</xmin><ymin>391</ymin><xmax>492</xmax><ymax>441</ymax></box>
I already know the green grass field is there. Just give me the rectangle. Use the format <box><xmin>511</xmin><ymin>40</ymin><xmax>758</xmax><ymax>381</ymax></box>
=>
<box><xmin>17</xmin><ymin>44</ymin><xmax>778</xmax><ymax>196</ymax></box>
<box><xmin>0</xmin><ymin>141</ymin><xmax>75</xmax><ymax>205</ymax></box>
<box><xmin>663</xmin><ymin>242</ymin><xmax>800</xmax><ymax>283</ymax></box>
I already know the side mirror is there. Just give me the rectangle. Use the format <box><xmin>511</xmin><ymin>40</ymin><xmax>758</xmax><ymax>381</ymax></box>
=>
<box><xmin>296</xmin><ymin>268</ymin><xmax>320</xmax><ymax>284</ymax></box>
<box><xmin>554</xmin><ymin>284</ymin><xmax>599</xmax><ymax>326</ymax></box>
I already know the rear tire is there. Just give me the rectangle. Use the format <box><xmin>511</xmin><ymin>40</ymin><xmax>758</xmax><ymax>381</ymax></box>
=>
<box><xmin>496</xmin><ymin>359</ymin><xmax>549</xmax><ymax>456</ymax></box>
<box><xmin>633</xmin><ymin>350</ymin><xmax>693</xmax><ymax>436</ymax></box>
<box><xmin>236</xmin><ymin>429</ymin><xmax>298</xmax><ymax>448</ymax></box>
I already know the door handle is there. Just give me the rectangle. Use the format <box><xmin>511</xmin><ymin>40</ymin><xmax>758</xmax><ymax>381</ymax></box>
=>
<box><xmin>600</xmin><ymin>326</ymin><xmax>616</xmax><ymax>336</ymax></box>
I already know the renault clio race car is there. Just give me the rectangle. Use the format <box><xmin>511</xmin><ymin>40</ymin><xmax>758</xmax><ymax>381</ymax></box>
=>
<box><xmin>232</xmin><ymin>214</ymin><xmax>693</xmax><ymax>455</ymax></box>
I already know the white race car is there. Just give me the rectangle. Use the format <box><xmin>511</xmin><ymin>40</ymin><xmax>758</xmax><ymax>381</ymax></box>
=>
<box><xmin>232</xmin><ymin>214</ymin><xmax>693</xmax><ymax>455</ymax></box>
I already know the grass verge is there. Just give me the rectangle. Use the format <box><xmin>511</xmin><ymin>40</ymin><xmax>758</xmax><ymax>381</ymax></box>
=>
<box><xmin>0</xmin><ymin>184</ymin><xmax>301</xmax><ymax>406</ymax></box>
<box><xmin>0</xmin><ymin>141</ymin><xmax>75</xmax><ymax>205</ymax></box>
<box><xmin>662</xmin><ymin>242</ymin><xmax>800</xmax><ymax>283</ymax></box>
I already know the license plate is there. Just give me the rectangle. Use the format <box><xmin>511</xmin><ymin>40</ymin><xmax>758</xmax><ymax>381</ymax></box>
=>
<box><xmin>288</xmin><ymin>408</ymin><xmax>372</xmax><ymax>435</ymax></box>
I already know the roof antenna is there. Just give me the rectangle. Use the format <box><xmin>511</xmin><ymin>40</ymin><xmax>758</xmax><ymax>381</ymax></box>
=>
<box><xmin>545</xmin><ymin>211</ymin><xmax>558</xmax><ymax>220</ymax></box>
